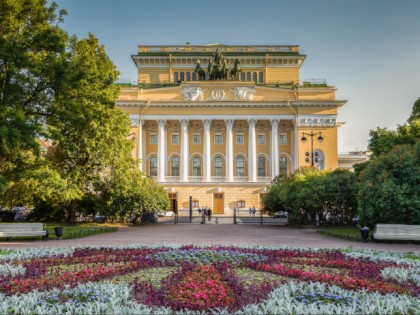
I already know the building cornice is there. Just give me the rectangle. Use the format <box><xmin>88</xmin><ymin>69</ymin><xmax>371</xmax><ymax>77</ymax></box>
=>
<box><xmin>117</xmin><ymin>100</ymin><xmax>346</xmax><ymax>109</ymax></box>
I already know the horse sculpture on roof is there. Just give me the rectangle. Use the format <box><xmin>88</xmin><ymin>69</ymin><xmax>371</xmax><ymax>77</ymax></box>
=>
<box><xmin>230</xmin><ymin>59</ymin><xmax>241</xmax><ymax>80</ymax></box>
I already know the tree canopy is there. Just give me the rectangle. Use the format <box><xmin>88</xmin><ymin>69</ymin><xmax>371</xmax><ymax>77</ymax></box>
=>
<box><xmin>0</xmin><ymin>0</ymin><xmax>169</xmax><ymax>221</ymax></box>
<box><xmin>263</xmin><ymin>168</ymin><xmax>358</xmax><ymax>225</ymax></box>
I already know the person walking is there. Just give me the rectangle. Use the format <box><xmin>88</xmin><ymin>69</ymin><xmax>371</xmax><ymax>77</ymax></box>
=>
<box><xmin>207</xmin><ymin>207</ymin><xmax>212</xmax><ymax>221</ymax></box>
<box><xmin>252</xmin><ymin>206</ymin><xmax>256</xmax><ymax>217</ymax></box>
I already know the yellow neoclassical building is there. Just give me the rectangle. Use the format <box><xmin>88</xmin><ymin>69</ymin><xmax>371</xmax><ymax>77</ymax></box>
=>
<box><xmin>117</xmin><ymin>44</ymin><xmax>346</xmax><ymax>214</ymax></box>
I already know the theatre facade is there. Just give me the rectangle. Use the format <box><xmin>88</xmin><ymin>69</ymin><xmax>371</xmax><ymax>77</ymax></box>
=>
<box><xmin>116</xmin><ymin>44</ymin><xmax>346</xmax><ymax>214</ymax></box>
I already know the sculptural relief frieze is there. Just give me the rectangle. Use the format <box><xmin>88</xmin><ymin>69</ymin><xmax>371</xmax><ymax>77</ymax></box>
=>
<box><xmin>211</xmin><ymin>120</ymin><xmax>226</xmax><ymax>131</ymax></box>
<box><xmin>233</xmin><ymin>120</ymin><xmax>248</xmax><ymax>132</ymax></box>
<box><xmin>143</xmin><ymin>120</ymin><xmax>158</xmax><ymax>131</ymax></box>
<box><xmin>231</xmin><ymin>87</ymin><xmax>256</xmax><ymax>101</ymax></box>
<box><xmin>167</xmin><ymin>121</ymin><xmax>180</xmax><ymax>132</ymax></box>
<box><xmin>298</xmin><ymin>118</ymin><xmax>336</xmax><ymax>127</ymax></box>
<box><xmin>181</xmin><ymin>87</ymin><xmax>205</xmax><ymax>101</ymax></box>
<box><xmin>189</xmin><ymin>120</ymin><xmax>203</xmax><ymax>132</ymax></box>
<box><xmin>256</xmin><ymin>121</ymin><xmax>271</xmax><ymax>132</ymax></box>
<box><xmin>278</xmin><ymin>122</ymin><xmax>294</xmax><ymax>132</ymax></box>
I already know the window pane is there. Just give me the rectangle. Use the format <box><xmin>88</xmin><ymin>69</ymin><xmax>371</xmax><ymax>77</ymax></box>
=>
<box><xmin>314</xmin><ymin>150</ymin><xmax>325</xmax><ymax>170</ymax></box>
<box><xmin>193</xmin><ymin>134</ymin><xmax>200</xmax><ymax>144</ymax></box>
<box><xmin>193</xmin><ymin>156</ymin><xmax>201</xmax><ymax>176</ymax></box>
<box><xmin>215</xmin><ymin>135</ymin><xmax>222</xmax><ymax>144</ymax></box>
<box><xmin>279</xmin><ymin>156</ymin><xmax>288</xmax><ymax>175</ymax></box>
<box><xmin>258</xmin><ymin>156</ymin><xmax>266</xmax><ymax>176</ymax></box>
<box><xmin>258</xmin><ymin>135</ymin><xmax>265</xmax><ymax>145</ymax></box>
<box><xmin>150</xmin><ymin>135</ymin><xmax>157</xmax><ymax>144</ymax></box>
<box><xmin>236</xmin><ymin>156</ymin><xmax>245</xmax><ymax>176</ymax></box>
<box><xmin>150</xmin><ymin>156</ymin><xmax>158</xmax><ymax>176</ymax></box>
<box><xmin>214</xmin><ymin>157</ymin><xmax>223</xmax><ymax>176</ymax></box>
<box><xmin>236</xmin><ymin>134</ymin><xmax>244</xmax><ymax>144</ymax></box>
<box><xmin>279</xmin><ymin>134</ymin><xmax>287</xmax><ymax>145</ymax></box>
<box><xmin>172</xmin><ymin>135</ymin><xmax>179</xmax><ymax>144</ymax></box>
<box><xmin>171</xmin><ymin>156</ymin><xmax>179</xmax><ymax>176</ymax></box>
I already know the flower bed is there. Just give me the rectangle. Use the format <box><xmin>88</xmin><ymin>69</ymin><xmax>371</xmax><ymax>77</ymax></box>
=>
<box><xmin>0</xmin><ymin>245</ymin><xmax>419</xmax><ymax>314</ymax></box>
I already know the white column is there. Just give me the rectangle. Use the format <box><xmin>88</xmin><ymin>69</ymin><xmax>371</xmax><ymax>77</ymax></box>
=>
<box><xmin>203</xmin><ymin>119</ymin><xmax>212</xmax><ymax>182</ymax></box>
<box><xmin>248</xmin><ymin>119</ymin><xmax>257</xmax><ymax>182</ymax></box>
<box><xmin>137</xmin><ymin>120</ymin><xmax>144</xmax><ymax>172</ymax></box>
<box><xmin>157</xmin><ymin>119</ymin><xmax>166</xmax><ymax>182</ymax></box>
<box><xmin>225</xmin><ymin>119</ymin><xmax>234</xmax><ymax>182</ymax></box>
<box><xmin>180</xmin><ymin>119</ymin><xmax>189</xmax><ymax>182</ymax></box>
<box><xmin>293</xmin><ymin>120</ymin><xmax>299</xmax><ymax>172</ymax></box>
<box><xmin>271</xmin><ymin>119</ymin><xmax>279</xmax><ymax>178</ymax></box>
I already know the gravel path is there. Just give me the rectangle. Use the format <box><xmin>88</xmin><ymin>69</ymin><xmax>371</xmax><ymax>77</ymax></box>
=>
<box><xmin>1</xmin><ymin>224</ymin><xmax>419</xmax><ymax>253</ymax></box>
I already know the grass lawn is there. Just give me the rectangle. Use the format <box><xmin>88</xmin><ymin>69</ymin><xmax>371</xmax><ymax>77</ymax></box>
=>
<box><xmin>317</xmin><ymin>226</ymin><xmax>363</xmax><ymax>241</ymax></box>
<box><xmin>0</xmin><ymin>223</ymin><xmax>117</xmax><ymax>241</ymax></box>
<box><xmin>0</xmin><ymin>245</ymin><xmax>418</xmax><ymax>314</ymax></box>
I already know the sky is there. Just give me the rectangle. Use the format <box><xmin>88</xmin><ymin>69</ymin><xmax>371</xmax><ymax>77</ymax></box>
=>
<box><xmin>54</xmin><ymin>0</ymin><xmax>420</xmax><ymax>152</ymax></box>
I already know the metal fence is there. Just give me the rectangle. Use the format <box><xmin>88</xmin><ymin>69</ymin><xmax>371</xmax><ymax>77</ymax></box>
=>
<box><xmin>157</xmin><ymin>209</ymin><xmax>288</xmax><ymax>225</ymax></box>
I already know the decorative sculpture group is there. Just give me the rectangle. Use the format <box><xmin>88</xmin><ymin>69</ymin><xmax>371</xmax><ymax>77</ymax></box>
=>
<box><xmin>195</xmin><ymin>48</ymin><xmax>241</xmax><ymax>81</ymax></box>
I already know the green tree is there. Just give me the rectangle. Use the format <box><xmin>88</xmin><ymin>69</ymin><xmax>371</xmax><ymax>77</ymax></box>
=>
<box><xmin>368</xmin><ymin>99</ymin><xmax>420</xmax><ymax>157</ymax></box>
<box><xmin>358</xmin><ymin>143</ymin><xmax>420</xmax><ymax>227</ymax></box>
<box><xmin>0</xmin><ymin>0</ymin><xmax>169</xmax><ymax>221</ymax></box>
<box><xmin>97</xmin><ymin>166</ymin><xmax>169</xmax><ymax>222</ymax></box>
<box><xmin>264</xmin><ymin>168</ymin><xmax>357</xmax><ymax>225</ymax></box>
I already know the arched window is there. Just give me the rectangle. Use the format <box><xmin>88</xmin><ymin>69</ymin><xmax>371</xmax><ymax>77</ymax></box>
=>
<box><xmin>180</xmin><ymin>72</ymin><xmax>185</xmax><ymax>81</ymax></box>
<box><xmin>259</xmin><ymin>72</ymin><xmax>264</xmax><ymax>83</ymax></box>
<box><xmin>236</xmin><ymin>156</ymin><xmax>245</xmax><ymax>176</ymax></box>
<box><xmin>240</xmin><ymin>72</ymin><xmax>245</xmax><ymax>81</ymax></box>
<box><xmin>192</xmin><ymin>72</ymin><xmax>197</xmax><ymax>81</ymax></box>
<box><xmin>279</xmin><ymin>156</ymin><xmax>288</xmax><ymax>176</ymax></box>
<box><xmin>150</xmin><ymin>156</ymin><xmax>158</xmax><ymax>177</ymax></box>
<box><xmin>174</xmin><ymin>72</ymin><xmax>179</xmax><ymax>83</ymax></box>
<box><xmin>186</xmin><ymin>72</ymin><xmax>191</xmax><ymax>81</ymax></box>
<box><xmin>258</xmin><ymin>156</ymin><xmax>266</xmax><ymax>176</ymax></box>
<box><xmin>314</xmin><ymin>150</ymin><xmax>325</xmax><ymax>170</ymax></box>
<box><xmin>193</xmin><ymin>156</ymin><xmax>202</xmax><ymax>176</ymax></box>
<box><xmin>253</xmin><ymin>72</ymin><xmax>257</xmax><ymax>82</ymax></box>
<box><xmin>214</xmin><ymin>156</ymin><xmax>223</xmax><ymax>176</ymax></box>
<box><xmin>171</xmin><ymin>156</ymin><xmax>179</xmax><ymax>176</ymax></box>
<box><xmin>246</xmin><ymin>72</ymin><xmax>251</xmax><ymax>82</ymax></box>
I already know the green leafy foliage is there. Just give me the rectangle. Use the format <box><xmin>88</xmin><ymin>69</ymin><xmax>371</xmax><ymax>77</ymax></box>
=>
<box><xmin>359</xmin><ymin>99</ymin><xmax>420</xmax><ymax>227</ymax></box>
<box><xmin>358</xmin><ymin>143</ymin><xmax>420</xmax><ymax>227</ymax></box>
<box><xmin>0</xmin><ymin>0</ymin><xmax>168</xmax><ymax>221</ymax></box>
<box><xmin>264</xmin><ymin>168</ymin><xmax>357</xmax><ymax>225</ymax></box>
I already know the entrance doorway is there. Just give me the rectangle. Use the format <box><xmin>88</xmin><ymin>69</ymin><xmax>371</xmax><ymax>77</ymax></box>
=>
<box><xmin>213</xmin><ymin>193</ymin><xmax>224</xmax><ymax>214</ymax></box>
<box><xmin>168</xmin><ymin>193</ymin><xmax>178</xmax><ymax>213</ymax></box>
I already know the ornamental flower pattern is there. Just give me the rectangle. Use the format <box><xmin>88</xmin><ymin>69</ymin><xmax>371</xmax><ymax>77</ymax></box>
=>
<box><xmin>0</xmin><ymin>245</ymin><xmax>419</xmax><ymax>314</ymax></box>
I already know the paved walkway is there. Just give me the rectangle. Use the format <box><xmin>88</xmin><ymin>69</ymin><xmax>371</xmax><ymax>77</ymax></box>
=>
<box><xmin>1</xmin><ymin>225</ymin><xmax>419</xmax><ymax>253</ymax></box>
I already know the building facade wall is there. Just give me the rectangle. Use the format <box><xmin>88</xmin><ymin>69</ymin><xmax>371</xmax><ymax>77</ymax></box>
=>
<box><xmin>118</xmin><ymin>44</ymin><xmax>347</xmax><ymax>214</ymax></box>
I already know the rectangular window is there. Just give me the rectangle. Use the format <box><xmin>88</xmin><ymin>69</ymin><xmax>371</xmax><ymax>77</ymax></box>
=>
<box><xmin>215</xmin><ymin>134</ymin><xmax>222</xmax><ymax>145</ymax></box>
<box><xmin>171</xmin><ymin>134</ymin><xmax>179</xmax><ymax>145</ymax></box>
<box><xmin>236</xmin><ymin>134</ymin><xmax>244</xmax><ymax>145</ymax></box>
<box><xmin>258</xmin><ymin>134</ymin><xmax>265</xmax><ymax>145</ymax></box>
<box><xmin>238</xmin><ymin>200</ymin><xmax>246</xmax><ymax>208</ymax></box>
<box><xmin>279</xmin><ymin>134</ymin><xmax>287</xmax><ymax>145</ymax></box>
<box><xmin>193</xmin><ymin>134</ymin><xmax>201</xmax><ymax>145</ymax></box>
<box><xmin>150</xmin><ymin>134</ymin><xmax>157</xmax><ymax>144</ymax></box>
<box><xmin>192</xmin><ymin>200</ymin><xmax>199</xmax><ymax>207</ymax></box>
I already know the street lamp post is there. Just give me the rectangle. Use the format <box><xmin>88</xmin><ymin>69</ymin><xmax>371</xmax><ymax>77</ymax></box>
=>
<box><xmin>301</xmin><ymin>131</ymin><xmax>324</xmax><ymax>167</ymax></box>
